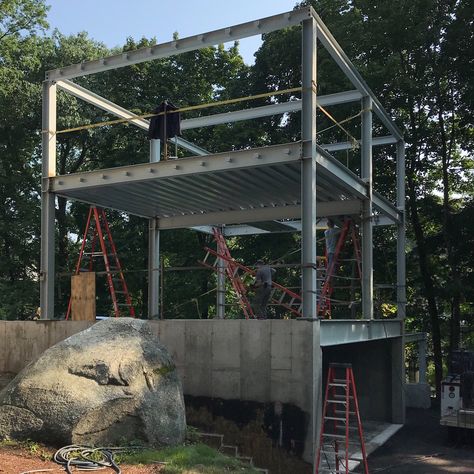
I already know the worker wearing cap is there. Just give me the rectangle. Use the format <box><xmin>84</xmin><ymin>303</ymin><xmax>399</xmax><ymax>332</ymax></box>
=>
<box><xmin>253</xmin><ymin>259</ymin><xmax>275</xmax><ymax>319</ymax></box>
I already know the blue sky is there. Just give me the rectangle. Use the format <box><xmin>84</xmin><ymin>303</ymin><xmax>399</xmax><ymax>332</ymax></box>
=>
<box><xmin>45</xmin><ymin>0</ymin><xmax>300</xmax><ymax>64</ymax></box>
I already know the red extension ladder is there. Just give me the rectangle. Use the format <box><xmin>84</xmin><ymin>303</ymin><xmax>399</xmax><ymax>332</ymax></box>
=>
<box><xmin>66</xmin><ymin>206</ymin><xmax>135</xmax><ymax>319</ymax></box>
<box><xmin>317</xmin><ymin>219</ymin><xmax>362</xmax><ymax>318</ymax></box>
<box><xmin>199</xmin><ymin>228</ymin><xmax>303</xmax><ymax>319</ymax></box>
<box><xmin>315</xmin><ymin>363</ymin><xmax>369</xmax><ymax>474</ymax></box>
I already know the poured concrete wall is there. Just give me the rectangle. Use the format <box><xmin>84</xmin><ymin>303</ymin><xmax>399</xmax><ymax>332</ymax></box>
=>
<box><xmin>0</xmin><ymin>319</ymin><xmax>320</xmax><ymax>410</ymax></box>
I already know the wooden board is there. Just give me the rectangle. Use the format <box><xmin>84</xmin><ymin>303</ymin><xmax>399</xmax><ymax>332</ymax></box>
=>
<box><xmin>71</xmin><ymin>272</ymin><xmax>96</xmax><ymax>321</ymax></box>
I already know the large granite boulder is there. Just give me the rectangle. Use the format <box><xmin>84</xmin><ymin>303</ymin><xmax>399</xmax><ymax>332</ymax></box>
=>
<box><xmin>0</xmin><ymin>318</ymin><xmax>186</xmax><ymax>446</ymax></box>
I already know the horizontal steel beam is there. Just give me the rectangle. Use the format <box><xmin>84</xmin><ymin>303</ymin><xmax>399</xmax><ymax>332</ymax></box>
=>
<box><xmin>51</xmin><ymin>142</ymin><xmax>302</xmax><ymax>193</ymax></box>
<box><xmin>314</xmin><ymin>145</ymin><xmax>368</xmax><ymax>199</ymax></box>
<box><xmin>46</xmin><ymin>8</ymin><xmax>313</xmax><ymax>81</ymax></box>
<box><xmin>158</xmin><ymin>200</ymin><xmax>361</xmax><ymax>230</ymax></box>
<box><xmin>158</xmin><ymin>205</ymin><xmax>301</xmax><ymax>229</ymax></box>
<box><xmin>373</xmin><ymin>192</ymin><xmax>401</xmax><ymax>223</ymax></box>
<box><xmin>320</xmin><ymin>319</ymin><xmax>403</xmax><ymax>346</ymax></box>
<box><xmin>322</xmin><ymin>135</ymin><xmax>397</xmax><ymax>152</ymax></box>
<box><xmin>181</xmin><ymin>90</ymin><xmax>362</xmax><ymax>129</ymax></box>
<box><xmin>57</xmin><ymin>80</ymin><xmax>208</xmax><ymax>156</ymax></box>
<box><xmin>310</xmin><ymin>8</ymin><xmax>404</xmax><ymax>141</ymax></box>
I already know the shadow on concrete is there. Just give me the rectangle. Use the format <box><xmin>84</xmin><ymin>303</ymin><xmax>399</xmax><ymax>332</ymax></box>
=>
<box><xmin>360</xmin><ymin>407</ymin><xmax>474</xmax><ymax>473</ymax></box>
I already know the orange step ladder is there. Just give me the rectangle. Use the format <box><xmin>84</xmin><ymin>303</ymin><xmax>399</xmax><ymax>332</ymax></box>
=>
<box><xmin>199</xmin><ymin>228</ymin><xmax>303</xmax><ymax>319</ymax></box>
<box><xmin>66</xmin><ymin>206</ymin><xmax>135</xmax><ymax>320</ymax></box>
<box><xmin>315</xmin><ymin>363</ymin><xmax>369</xmax><ymax>474</ymax></box>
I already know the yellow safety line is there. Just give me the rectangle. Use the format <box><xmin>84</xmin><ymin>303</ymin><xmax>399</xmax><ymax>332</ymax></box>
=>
<box><xmin>51</xmin><ymin>86</ymin><xmax>302</xmax><ymax>135</ymax></box>
<box><xmin>46</xmin><ymin>84</ymin><xmax>363</xmax><ymax>150</ymax></box>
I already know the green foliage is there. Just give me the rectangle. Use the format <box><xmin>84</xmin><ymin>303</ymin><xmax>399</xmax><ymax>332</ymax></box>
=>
<box><xmin>115</xmin><ymin>443</ymin><xmax>260</xmax><ymax>474</ymax></box>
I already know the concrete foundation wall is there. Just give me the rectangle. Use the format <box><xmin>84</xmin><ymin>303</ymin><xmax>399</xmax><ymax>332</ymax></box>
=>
<box><xmin>0</xmin><ymin>320</ymin><xmax>318</xmax><ymax>412</ymax></box>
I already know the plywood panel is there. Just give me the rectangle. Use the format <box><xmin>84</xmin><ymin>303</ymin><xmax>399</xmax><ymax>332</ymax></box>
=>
<box><xmin>71</xmin><ymin>272</ymin><xmax>96</xmax><ymax>321</ymax></box>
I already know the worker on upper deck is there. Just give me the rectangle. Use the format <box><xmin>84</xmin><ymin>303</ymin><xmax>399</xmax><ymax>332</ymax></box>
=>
<box><xmin>324</xmin><ymin>218</ymin><xmax>340</xmax><ymax>273</ymax></box>
<box><xmin>253</xmin><ymin>259</ymin><xmax>275</xmax><ymax>319</ymax></box>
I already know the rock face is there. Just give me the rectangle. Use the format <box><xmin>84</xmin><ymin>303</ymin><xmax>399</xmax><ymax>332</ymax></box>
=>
<box><xmin>0</xmin><ymin>318</ymin><xmax>186</xmax><ymax>447</ymax></box>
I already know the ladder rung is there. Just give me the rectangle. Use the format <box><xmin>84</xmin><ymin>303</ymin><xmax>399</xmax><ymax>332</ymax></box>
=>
<box><xmin>327</xmin><ymin>400</ymin><xmax>347</xmax><ymax>404</ymax></box>
<box><xmin>334</xmin><ymin>410</ymin><xmax>356</xmax><ymax>416</ymax></box>
<box><xmin>323</xmin><ymin>433</ymin><xmax>346</xmax><ymax>440</ymax></box>
<box><xmin>324</xmin><ymin>416</ymin><xmax>346</xmax><ymax>422</ymax></box>
<box><xmin>328</xmin><ymin>383</ymin><xmax>348</xmax><ymax>388</ymax></box>
<box><xmin>333</xmin><ymin>379</ymin><xmax>348</xmax><ymax>383</ymax></box>
<box><xmin>333</xmin><ymin>394</ymin><xmax>354</xmax><ymax>399</ymax></box>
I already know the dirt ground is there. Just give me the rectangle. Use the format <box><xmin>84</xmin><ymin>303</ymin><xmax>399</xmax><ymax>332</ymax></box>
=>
<box><xmin>0</xmin><ymin>444</ymin><xmax>164</xmax><ymax>473</ymax></box>
<box><xmin>362</xmin><ymin>407</ymin><xmax>474</xmax><ymax>473</ymax></box>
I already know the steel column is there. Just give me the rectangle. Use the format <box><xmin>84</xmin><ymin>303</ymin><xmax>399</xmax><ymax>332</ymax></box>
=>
<box><xmin>217</xmin><ymin>239</ymin><xmax>226</xmax><ymax>319</ymax></box>
<box><xmin>40</xmin><ymin>81</ymin><xmax>57</xmax><ymax>320</ymax></box>
<box><xmin>396</xmin><ymin>140</ymin><xmax>406</xmax><ymax>319</ymax></box>
<box><xmin>301</xmin><ymin>17</ymin><xmax>319</xmax><ymax>467</ymax></box>
<box><xmin>148</xmin><ymin>139</ymin><xmax>161</xmax><ymax>319</ymax></box>
<box><xmin>361</xmin><ymin>96</ymin><xmax>373</xmax><ymax>319</ymax></box>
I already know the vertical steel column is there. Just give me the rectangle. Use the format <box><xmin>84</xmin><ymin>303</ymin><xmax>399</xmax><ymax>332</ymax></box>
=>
<box><xmin>217</xmin><ymin>254</ymin><xmax>226</xmax><ymax>319</ymax></box>
<box><xmin>301</xmin><ymin>18</ymin><xmax>318</xmax><ymax>320</ymax></box>
<box><xmin>301</xmin><ymin>17</ymin><xmax>319</xmax><ymax>468</ymax></box>
<box><xmin>361</xmin><ymin>96</ymin><xmax>373</xmax><ymax>319</ymax></box>
<box><xmin>40</xmin><ymin>81</ymin><xmax>57</xmax><ymax>320</ymax></box>
<box><xmin>396</xmin><ymin>140</ymin><xmax>406</xmax><ymax>320</ymax></box>
<box><xmin>148</xmin><ymin>139</ymin><xmax>160</xmax><ymax>319</ymax></box>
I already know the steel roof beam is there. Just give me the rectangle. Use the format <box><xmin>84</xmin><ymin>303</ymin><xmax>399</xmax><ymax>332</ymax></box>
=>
<box><xmin>46</xmin><ymin>8</ymin><xmax>313</xmax><ymax>81</ymax></box>
<box><xmin>181</xmin><ymin>90</ymin><xmax>362</xmax><ymax>130</ymax></box>
<box><xmin>310</xmin><ymin>7</ymin><xmax>403</xmax><ymax>141</ymax></box>
<box><xmin>57</xmin><ymin>80</ymin><xmax>209</xmax><ymax>156</ymax></box>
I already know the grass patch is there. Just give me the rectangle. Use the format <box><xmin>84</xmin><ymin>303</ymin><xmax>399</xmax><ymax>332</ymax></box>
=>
<box><xmin>116</xmin><ymin>443</ymin><xmax>260</xmax><ymax>473</ymax></box>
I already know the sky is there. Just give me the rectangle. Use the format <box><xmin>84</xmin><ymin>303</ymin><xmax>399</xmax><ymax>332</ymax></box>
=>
<box><xmin>45</xmin><ymin>0</ymin><xmax>300</xmax><ymax>64</ymax></box>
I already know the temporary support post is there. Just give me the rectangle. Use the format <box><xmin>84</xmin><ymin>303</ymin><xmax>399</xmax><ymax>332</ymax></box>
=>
<box><xmin>40</xmin><ymin>81</ymin><xmax>57</xmax><ymax>320</ymax></box>
<box><xmin>148</xmin><ymin>139</ymin><xmax>161</xmax><ymax>319</ymax></box>
<box><xmin>301</xmin><ymin>17</ymin><xmax>320</xmax><ymax>467</ymax></box>
<box><xmin>361</xmin><ymin>96</ymin><xmax>373</xmax><ymax>320</ymax></box>
<box><xmin>396</xmin><ymin>140</ymin><xmax>406</xmax><ymax>319</ymax></box>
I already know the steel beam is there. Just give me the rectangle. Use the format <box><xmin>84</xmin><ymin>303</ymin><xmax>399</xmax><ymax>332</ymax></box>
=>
<box><xmin>46</xmin><ymin>8</ymin><xmax>313</xmax><ymax>81</ymax></box>
<box><xmin>361</xmin><ymin>96</ymin><xmax>373</xmax><ymax>320</ymax></box>
<box><xmin>320</xmin><ymin>319</ymin><xmax>403</xmax><ymax>346</ymax></box>
<box><xmin>51</xmin><ymin>142</ymin><xmax>302</xmax><ymax>193</ymax></box>
<box><xmin>158</xmin><ymin>200</ymin><xmax>360</xmax><ymax>230</ymax></box>
<box><xmin>181</xmin><ymin>90</ymin><xmax>362</xmax><ymax>130</ymax></box>
<box><xmin>40</xmin><ymin>81</ymin><xmax>57</xmax><ymax>320</ymax></box>
<box><xmin>322</xmin><ymin>135</ymin><xmax>397</xmax><ymax>152</ymax></box>
<box><xmin>310</xmin><ymin>8</ymin><xmax>403</xmax><ymax>141</ymax></box>
<box><xmin>57</xmin><ymin>80</ymin><xmax>209</xmax><ymax>157</ymax></box>
<box><xmin>396</xmin><ymin>140</ymin><xmax>406</xmax><ymax>319</ymax></box>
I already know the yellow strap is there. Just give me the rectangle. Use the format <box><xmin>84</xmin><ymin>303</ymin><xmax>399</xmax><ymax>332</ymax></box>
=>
<box><xmin>52</xmin><ymin>86</ymin><xmax>302</xmax><ymax>135</ymax></box>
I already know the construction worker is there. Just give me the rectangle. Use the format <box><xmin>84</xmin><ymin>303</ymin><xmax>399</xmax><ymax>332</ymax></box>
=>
<box><xmin>253</xmin><ymin>259</ymin><xmax>275</xmax><ymax>319</ymax></box>
<box><xmin>325</xmin><ymin>218</ymin><xmax>340</xmax><ymax>272</ymax></box>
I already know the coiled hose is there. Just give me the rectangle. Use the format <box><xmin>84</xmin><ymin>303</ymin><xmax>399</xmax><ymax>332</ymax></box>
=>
<box><xmin>53</xmin><ymin>445</ymin><xmax>138</xmax><ymax>473</ymax></box>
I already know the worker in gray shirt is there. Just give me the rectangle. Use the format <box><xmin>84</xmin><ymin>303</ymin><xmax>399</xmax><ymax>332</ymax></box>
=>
<box><xmin>253</xmin><ymin>259</ymin><xmax>275</xmax><ymax>319</ymax></box>
<box><xmin>324</xmin><ymin>219</ymin><xmax>340</xmax><ymax>273</ymax></box>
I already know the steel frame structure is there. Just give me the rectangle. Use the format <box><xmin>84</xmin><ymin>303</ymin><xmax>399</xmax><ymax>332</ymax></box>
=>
<box><xmin>41</xmin><ymin>6</ymin><xmax>406</xmax><ymax>463</ymax></box>
<box><xmin>41</xmin><ymin>5</ymin><xmax>405</xmax><ymax>322</ymax></box>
